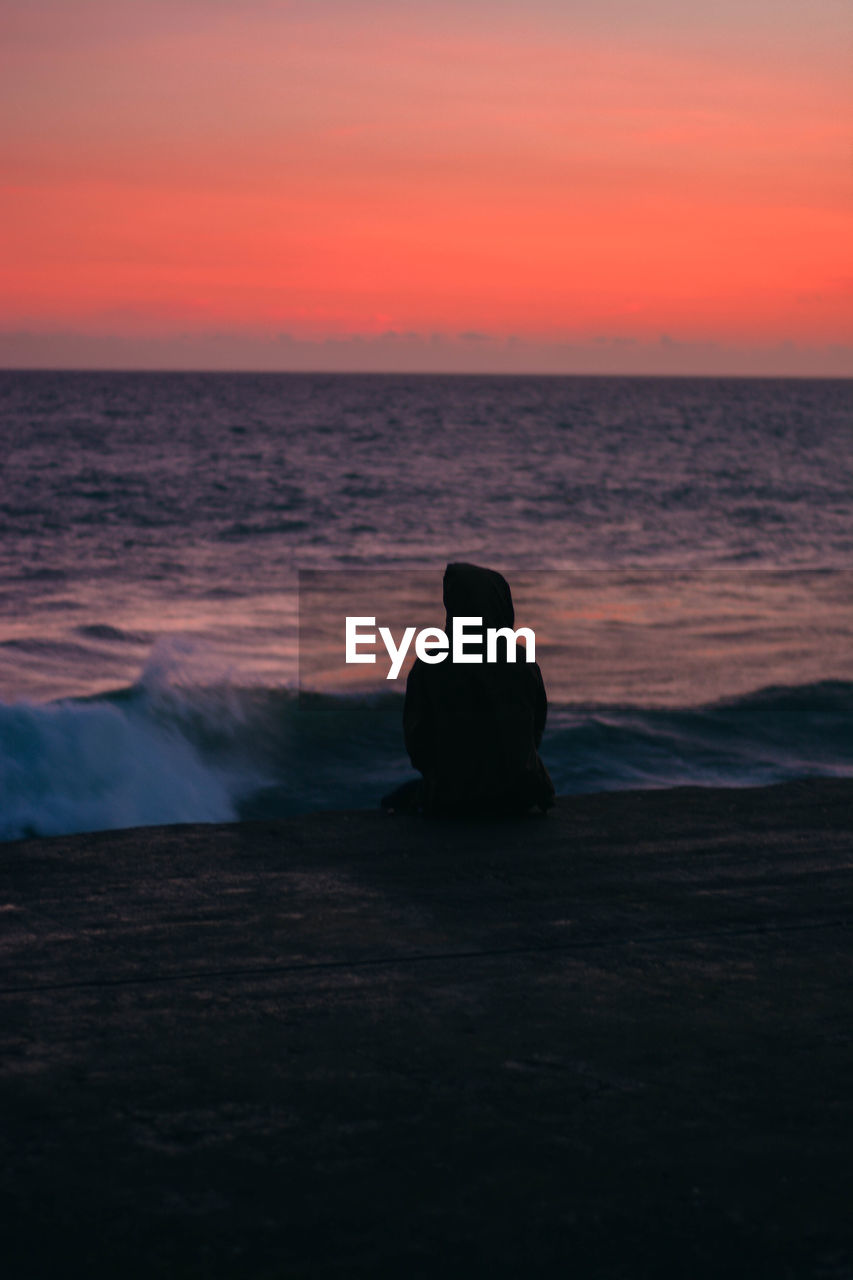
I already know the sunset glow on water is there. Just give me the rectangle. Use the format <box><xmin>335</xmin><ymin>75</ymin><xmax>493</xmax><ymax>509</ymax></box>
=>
<box><xmin>1</xmin><ymin>371</ymin><xmax>851</xmax><ymax>837</ymax></box>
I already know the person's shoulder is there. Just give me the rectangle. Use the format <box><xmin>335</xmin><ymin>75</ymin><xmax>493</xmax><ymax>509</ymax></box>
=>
<box><xmin>521</xmin><ymin>659</ymin><xmax>547</xmax><ymax>692</ymax></box>
<box><xmin>406</xmin><ymin>656</ymin><xmax>426</xmax><ymax>687</ymax></box>
<box><xmin>406</xmin><ymin>655</ymin><xmax>444</xmax><ymax>689</ymax></box>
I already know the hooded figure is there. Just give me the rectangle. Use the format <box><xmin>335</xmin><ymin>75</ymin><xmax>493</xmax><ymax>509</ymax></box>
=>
<box><xmin>398</xmin><ymin>563</ymin><xmax>555</xmax><ymax>816</ymax></box>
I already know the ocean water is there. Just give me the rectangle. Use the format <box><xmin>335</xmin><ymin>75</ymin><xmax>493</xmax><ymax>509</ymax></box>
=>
<box><xmin>1</xmin><ymin>369</ymin><xmax>851</xmax><ymax>840</ymax></box>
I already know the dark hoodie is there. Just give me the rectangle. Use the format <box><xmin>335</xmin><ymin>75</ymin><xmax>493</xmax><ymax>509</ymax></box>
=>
<box><xmin>403</xmin><ymin>563</ymin><xmax>555</xmax><ymax>815</ymax></box>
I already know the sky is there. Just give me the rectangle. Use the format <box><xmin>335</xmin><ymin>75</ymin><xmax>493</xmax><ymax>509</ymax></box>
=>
<box><xmin>1</xmin><ymin>0</ymin><xmax>851</xmax><ymax>375</ymax></box>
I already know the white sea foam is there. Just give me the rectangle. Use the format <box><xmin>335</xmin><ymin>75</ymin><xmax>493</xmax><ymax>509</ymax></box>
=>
<box><xmin>0</xmin><ymin>695</ymin><xmax>239</xmax><ymax>841</ymax></box>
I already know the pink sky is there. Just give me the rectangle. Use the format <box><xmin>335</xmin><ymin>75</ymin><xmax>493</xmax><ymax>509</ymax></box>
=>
<box><xmin>1</xmin><ymin>0</ymin><xmax>851</xmax><ymax>374</ymax></box>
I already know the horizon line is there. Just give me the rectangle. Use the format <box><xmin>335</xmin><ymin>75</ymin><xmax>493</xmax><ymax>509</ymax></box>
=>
<box><xmin>2</xmin><ymin>364</ymin><xmax>850</xmax><ymax>381</ymax></box>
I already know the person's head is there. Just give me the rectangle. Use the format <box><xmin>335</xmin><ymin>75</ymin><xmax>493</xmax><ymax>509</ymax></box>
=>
<box><xmin>442</xmin><ymin>562</ymin><xmax>514</xmax><ymax>632</ymax></box>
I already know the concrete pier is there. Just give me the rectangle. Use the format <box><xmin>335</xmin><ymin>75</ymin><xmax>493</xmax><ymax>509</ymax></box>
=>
<box><xmin>2</xmin><ymin>779</ymin><xmax>852</xmax><ymax>1278</ymax></box>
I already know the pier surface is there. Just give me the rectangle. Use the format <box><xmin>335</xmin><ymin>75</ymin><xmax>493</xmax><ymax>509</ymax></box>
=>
<box><xmin>2</xmin><ymin>780</ymin><xmax>852</xmax><ymax>1278</ymax></box>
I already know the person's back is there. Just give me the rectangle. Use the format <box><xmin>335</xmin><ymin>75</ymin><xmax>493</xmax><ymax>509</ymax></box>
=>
<box><xmin>402</xmin><ymin>563</ymin><xmax>554</xmax><ymax>816</ymax></box>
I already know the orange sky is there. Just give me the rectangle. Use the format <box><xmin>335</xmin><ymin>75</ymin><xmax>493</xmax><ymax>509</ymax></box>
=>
<box><xmin>1</xmin><ymin>0</ymin><xmax>851</xmax><ymax>373</ymax></box>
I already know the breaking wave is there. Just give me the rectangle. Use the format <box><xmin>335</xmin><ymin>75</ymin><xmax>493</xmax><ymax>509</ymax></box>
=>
<box><xmin>1</xmin><ymin>666</ymin><xmax>851</xmax><ymax>841</ymax></box>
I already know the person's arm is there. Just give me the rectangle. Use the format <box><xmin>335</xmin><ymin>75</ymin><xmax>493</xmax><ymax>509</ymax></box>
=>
<box><xmin>403</xmin><ymin>659</ymin><xmax>435</xmax><ymax>775</ymax></box>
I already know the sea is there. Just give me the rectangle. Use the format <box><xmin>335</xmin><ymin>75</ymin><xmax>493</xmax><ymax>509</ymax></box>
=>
<box><xmin>1</xmin><ymin>369</ymin><xmax>851</xmax><ymax>841</ymax></box>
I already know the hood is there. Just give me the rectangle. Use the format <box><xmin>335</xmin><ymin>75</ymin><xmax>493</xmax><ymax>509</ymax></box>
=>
<box><xmin>443</xmin><ymin>562</ymin><xmax>514</xmax><ymax>632</ymax></box>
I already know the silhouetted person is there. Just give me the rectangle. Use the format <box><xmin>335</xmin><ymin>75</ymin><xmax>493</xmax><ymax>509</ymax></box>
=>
<box><xmin>383</xmin><ymin>563</ymin><xmax>555</xmax><ymax>816</ymax></box>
